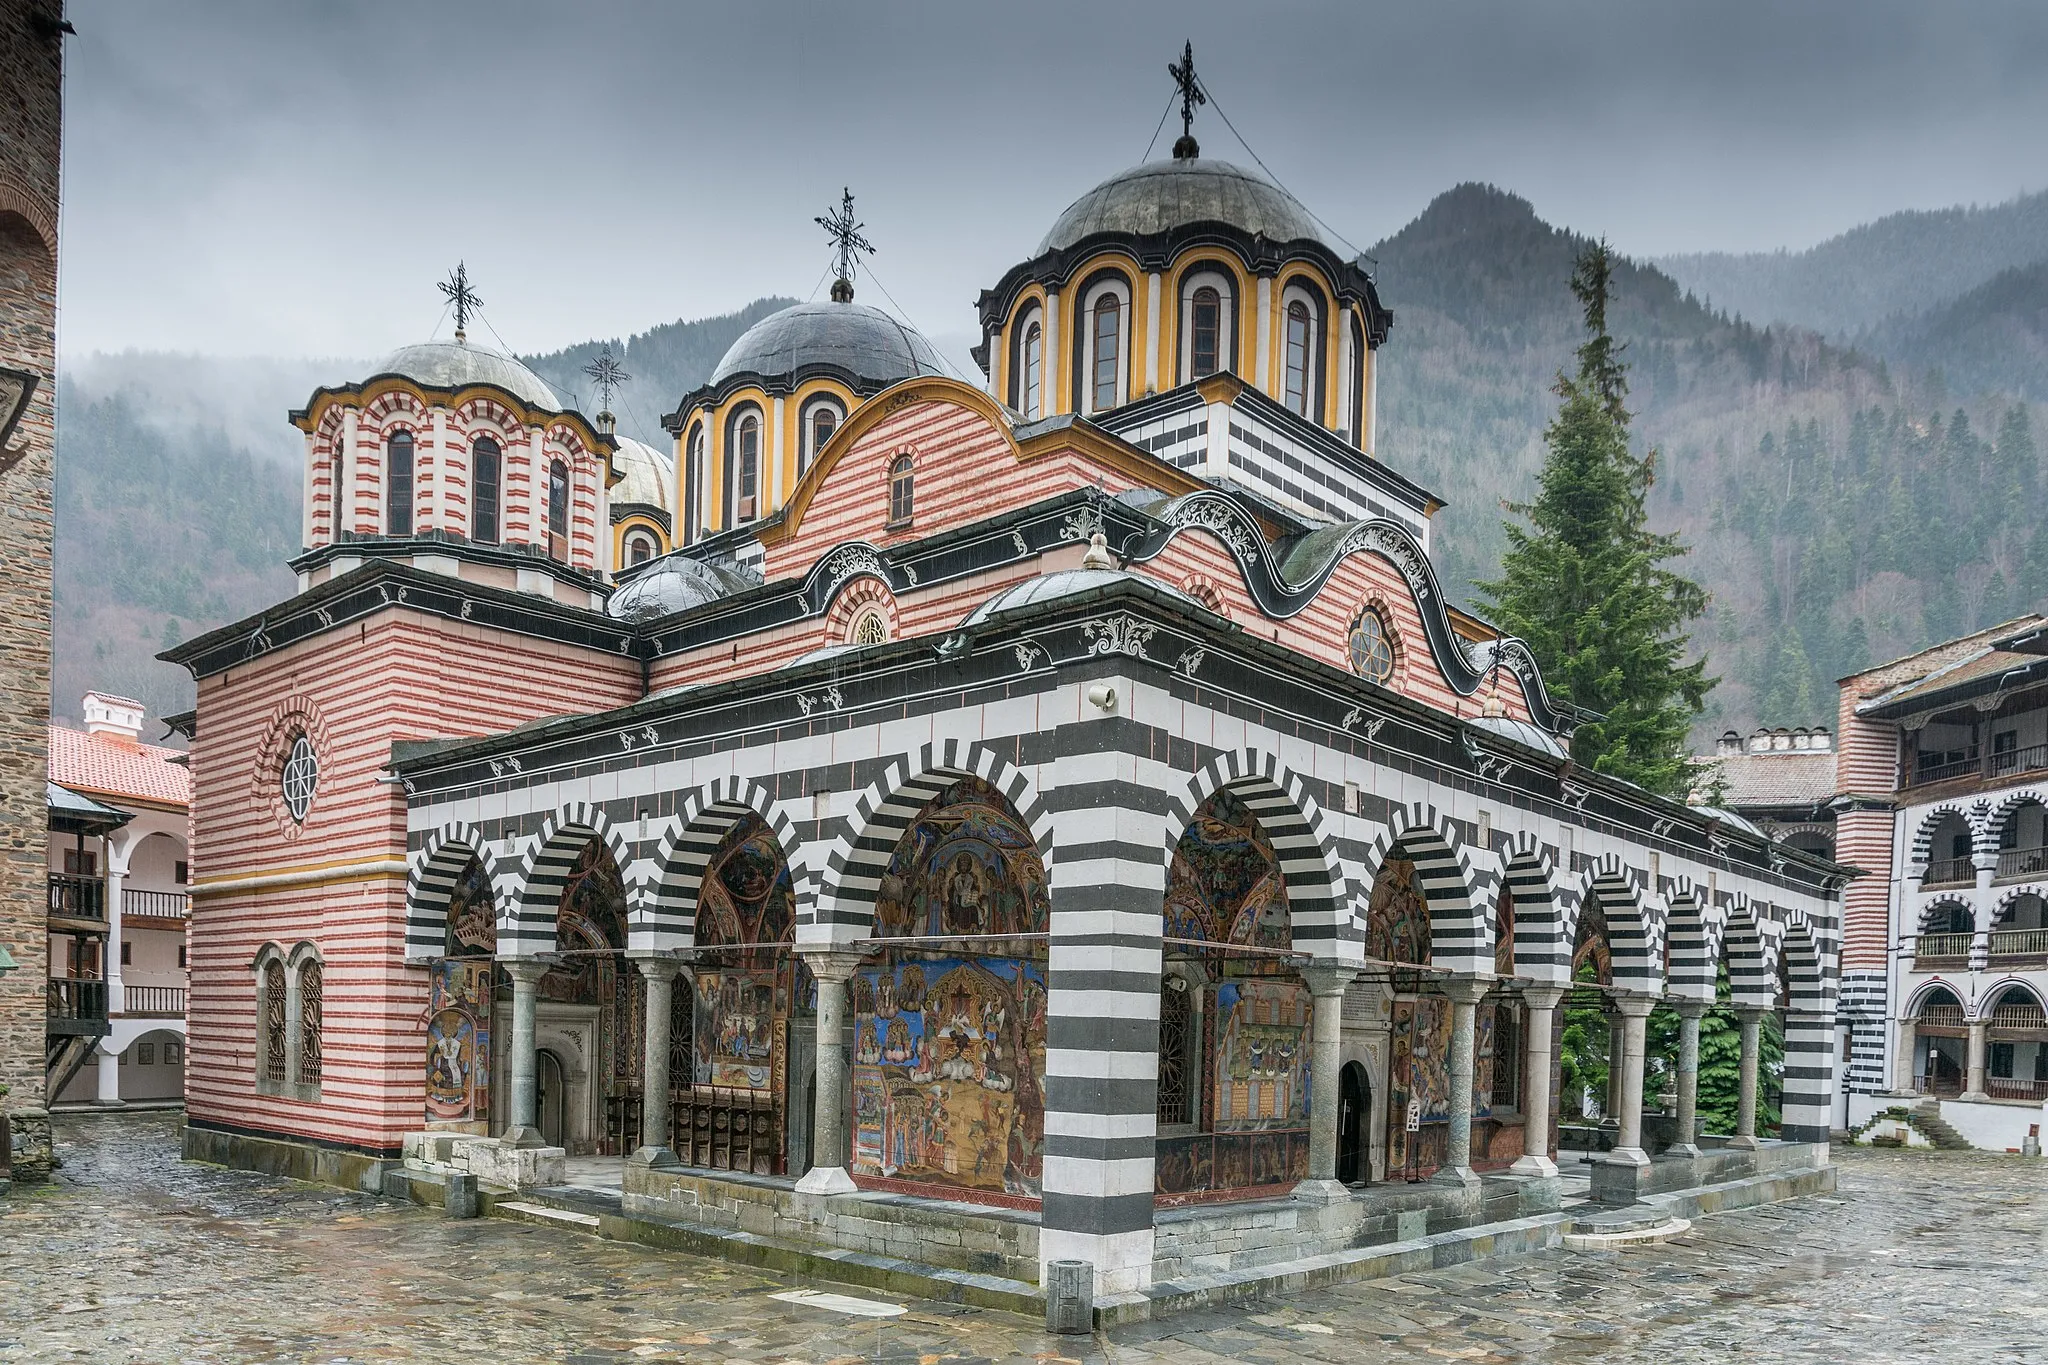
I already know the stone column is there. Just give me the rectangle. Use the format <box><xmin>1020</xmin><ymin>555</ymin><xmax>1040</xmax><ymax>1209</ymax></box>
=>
<box><xmin>1731</xmin><ymin>1005</ymin><xmax>1768</xmax><ymax>1149</ymax></box>
<box><xmin>1671</xmin><ymin>999</ymin><xmax>1709</xmax><ymax>1156</ymax></box>
<box><xmin>1602</xmin><ymin>1010</ymin><xmax>1625</xmax><ymax>1129</ymax></box>
<box><xmin>1510</xmin><ymin>986</ymin><xmax>1564</xmax><ymax>1177</ymax></box>
<box><xmin>1296</xmin><ymin>962</ymin><xmax>1357</xmax><ymax>1202</ymax></box>
<box><xmin>1435</xmin><ymin>976</ymin><xmax>1488</xmax><ymax>1188</ymax></box>
<box><xmin>105</xmin><ymin>862</ymin><xmax>126</xmax><ymax>1014</ymax></box>
<box><xmin>95</xmin><ymin>1041</ymin><xmax>122</xmax><ymax>1106</ymax></box>
<box><xmin>503</xmin><ymin>959</ymin><xmax>549</xmax><ymax>1148</ymax></box>
<box><xmin>629</xmin><ymin>955</ymin><xmax>683</xmax><ymax>1168</ymax></box>
<box><xmin>1963</xmin><ymin>1017</ymin><xmax>1990</xmax><ymax>1101</ymax></box>
<box><xmin>794</xmin><ymin>950</ymin><xmax>864</xmax><ymax>1195</ymax></box>
<box><xmin>1602</xmin><ymin>996</ymin><xmax>1655</xmax><ymax>1167</ymax></box>
<box><xmin>1893</xmin><ymin>1018</ymin><xmax>1918</xmax><ymax>1094</ymax></box>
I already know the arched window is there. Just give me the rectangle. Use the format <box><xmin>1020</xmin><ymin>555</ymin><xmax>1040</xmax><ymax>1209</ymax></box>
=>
<box><xmin>625</xmin><ymin>531</ymin><xmax>656</xmax><ymax>566</ymax></box>
<box><xmin>1156</xmin><ymin>976</ymin><xmax>1194</xmax><ymax>1125</ymax></box>
<box><xmin>385</xmin><ymin>430</ymin><xmax>414</xmax><ymax>535</ymax></box>
<box><xmin>887</xmin><ymin>454</ymin><xmax>914</xmax><ymax>527</ymax></box>
<box><xmin>684</xmin><ymin>423</ymin><xmax>705</xmax><ymax>544</ymax></box>
<box><xmin>1191</xmin><ymin>287</ymin><xmax>1221</xmax><ymax>379</ymax></box>
<box><xmin>847</xmin><ymin>606</ymin><xmax>889</xmax><ymax>646</ymax></box>
<box><xmin>547</xmin><ymin>458</ymin><xmax>570</xmax><ymax>560</ymax></box>
<box><xmin>471</xmin><ymin>436</ymin><xmax>501</xmax><ymax>545</ymax></box>
<box><xmin>1022</xmin><ymin>321</ymin><xmax>1043</xmax><ymax>419</ymax></box>
<box><xmin>1284</xmin><ymin>300</ymin><xmax>1312</xmax><ymax>415</ymax></box>
<box><xmin>805</xmin><ymin>401</ymin><xmax>841</xmax><ymax>474</ymax></box>
<box><xmin>297</xmin><ymin>958</ymin><xmax>323</xmax><ymax>1086</ymax></box>
<box><xmin>260</xmin><ymin>958</ymin><xmax>287</xmax><ymax>1089</ymax></box>
<box><xmin>733</xmin><ymin>413</ymin><xmax>761</xmax><ymax>523</ymax></box>
<box><xmin>1348</xmin><ymin>607</ymin><xmax>1396</xmax><ymax>683</ymax></box>
<box><xmin>1092</xmin><ymin>294</ymin><xmax>1121</xmax><ymax>412</ymax></box>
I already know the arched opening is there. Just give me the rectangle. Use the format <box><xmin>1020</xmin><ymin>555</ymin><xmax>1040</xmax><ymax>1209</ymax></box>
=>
<box><xmin>887</xmin><ymin>454</ymin><xmax>914</xmax><ymax>528</ymax></box>
<box><xmin>1337</xmin><ymin>1061</ymin><xmax>1369</xmax><ymax>1184</ymax></box>
<box><xmin>1922</xmin><ymin>812</ymin><xmax>1975</xmax><ymax>888</ymax></box>
<box><xmin>850</xmin><ymin>776</ymin><xmax>1049</xmax><ymax>1202</ymax></box>
<box><xmin>1021</xmin><ymin>321</ymin><xmax>1043</xmax><ymax>419</ymax></box>
<box><xmin>536</xmin><ymin>1048</ymin><xmax>569</xmax><ymax>1149</ymax></box>
<box><xmin>385</xmin><ymin>430</ymin><xmax>414</xmax><ymax>535</ymax></box>
<box><xmin>802</xmin><ymin>398</ymin><xmax>842</xmax><ymax>475</ymax></box>
<box><xmin>678</xmin><ymin>813</ymin><xmax>802</xmax><ymax>1176</ymax></box>
<box><xmin>1911</xmin><ymin>985</ymin><xmax>1967</xmax><ymax>1098</ymax></box>
<box><xmin>1155</xmin><ymin>787</ymin><xmax>1309</xmax><ymax>1201</ymax></box>
<box><xmin>1986</xmin><ymin>983</ymin><xmax>2048</xmax><ymax>1101</ymax></box>
<box><xmin>547</xmin><ymin>457</ymin><xmax>570</xmax><ymax>560</ymax></box>
<box><xmin>1189</xmin><ymin>286</ymin><xmax>1221</xmax><ymax>379</ymax></box>
<box><xmin>1997</xmin><ymin>798</ymin><xmax>2048</xmax><ymax>880</ymax></box>
<box><xmin>472</xmin><ymin>435</ymin><xmax>501</xmax><ymax>545</ymax></box>
<box><xmin>1993</xmin><ymin>893</ymin><xmax>2048</xmax><ymax>964</ymax></box>
<box><xmin>425</xmin><ymin>856</ymin><xmax>497</xmax><ymax>1129</ymax></box>
<box><xmin>1782</xmin><ymin>829</ymin><xmax>1832</xmax><ymax>859</ymax></box>
<box><xmin>1090</xmin><ymin>291</ymin><xmax>1122</xmax><ymax>412</ymax></box>
<box><xmin>1559</xmin><ymin>897</ymin><xmax>1614</xmax><ymax>1137</ymax></box>
<box><xmin>1916</xmin><ymin>899</ymin><xmax>1975</xmax><ymax>968</ymax></box>
<box><xmin>1283</xmin><ymin>299</ymin><xmax>1312</xmax><ymax>415</ymax></box>
<box><xmin>122</xmin><ymin>1028</ymin><xmax>186</xmax><ymax>1103</ymax></box>
<box><xmin>624</xmin><ymin>530</ymin><xmax>656</xmax><ymax>567</ymax></box>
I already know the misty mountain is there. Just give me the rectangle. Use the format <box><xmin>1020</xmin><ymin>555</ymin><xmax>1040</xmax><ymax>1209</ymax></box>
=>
<box><xmin>49</xmin><ymin>186</ymin><xmax>2048</xmax><ymax>743</ymax></box>
<box><xmin>1655</xmin><ymin>188</ymin><xmax>2048</xmax><ymax>337</ymax></box>
<box><xmin>1859</xmin><ymin>262</ymin><xmax>2048</xmax><ymax>404</ymax></box>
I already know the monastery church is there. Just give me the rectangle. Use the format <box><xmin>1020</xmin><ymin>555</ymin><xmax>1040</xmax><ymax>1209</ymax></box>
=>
<box><xmin>168</xmin><ymin>50</ymin><xmax>1847</xmax><ymax>1299</ymax></box>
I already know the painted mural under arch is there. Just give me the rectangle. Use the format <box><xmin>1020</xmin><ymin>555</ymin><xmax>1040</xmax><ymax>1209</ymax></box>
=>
<box><xmin>850</xmin><ymin>776</ymin><xmax>1050</xmax><ymax>1202</ymax></box>
<box><xmin>425</xmin><ymin>856</ymin><xmax>496</xmax><ymax>1129</ymax></box>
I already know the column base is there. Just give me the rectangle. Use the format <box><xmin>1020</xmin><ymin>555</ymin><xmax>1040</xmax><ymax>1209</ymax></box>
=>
<box><xmin>1663</xmin><ymin>1142</ymin><xmax>1702</xmax><ymax>1159</ymax></box>
<box><xmin>795</xmin><ymin>1164</ymin><xmax>858</xmax><ymax>1195</ymax></box>
<box><xmin>1599</xmin><ymin>1145</ymin><xmax>1650</xmax><ymax>1168</ymax></box>
<box><xmin>1507</xmin><ymin>1153</ymin><xmax>1558</xmax><ymax>1178</ymax></box>
<box><xmin>1959</xmin><ymin>1090</ymin><xmax>1990</xmax><ymax>1103</ymax></box>
<box><xmin>627</xmin><ymin>1145</ymin><xmax>681</xmax><ymax>1170</ymax></box>
<box><xmin>503</xmin><ymin>1124</ymin><xmax>547</xmax><ymax>1149</ymax></box>
<box><xmin>1725</xmin><ymin>1134</ymin><xmax>1762</xmax><ymax>1150</ymax></box>
<box><xmin>1429</xmin><ymin>1165</ymin><xmax>1481</xmax><ymax>1193</ymax></box>
<box><xmin>1291</xmin><ymin>1178</ymin><xmax>1353</xmax><ymax>1205</ymax></box>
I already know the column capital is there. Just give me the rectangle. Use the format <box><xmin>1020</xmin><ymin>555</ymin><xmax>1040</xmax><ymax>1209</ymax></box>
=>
<box><xmin>1440</xmin><ymin>974</ymin><xmax>1490</xmax><ymax>1005</ymax></box>
<box><xmin>1672</xmin><ymin>997</ymin><xmax>1711</xmax><ymax>1020</ymax></box>
<box><xmin>1732</xmin><ymin>1004</ymin><xmax>1773</xmax><ymax>1025</ymax></box>
<box><xmin>1611</xmin><ymin>994</ymin><xmax>1656</xmax><ymax>1019</ymax></box>
<box><xmin>1299</xmin><ymin>962</ymin><xmax>1358</xmax><ymax>998</ymax></box>
<box><xmin>627</xmin><ymin>952</ymin><xmax>684</xmax><ymax>983</ymax></box>
<box><xmin>1519</xmin><ymin>985</ymin><xmax>1565</xmax><ymax>1011</ymax></box>
<box><xmin>799</xmin><ymin>948</ymin><xmax>867</xmax><ymax>984</ymax></box>
<box><xmin>502</xmin><ymin>958</ymin><xmax>549</xmax><ymax>986</ymax></box>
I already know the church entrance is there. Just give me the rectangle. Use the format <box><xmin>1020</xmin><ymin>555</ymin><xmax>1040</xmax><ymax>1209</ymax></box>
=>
<box><xmin>1337</xmin><ymin>1061</ymin><xmax>1368</xmax><ymax>1185</ymax></box>
<box><xmin>536</xmin><ymin>1048</ymin><xmax>568</xmax><ymax>1149</ymax></box>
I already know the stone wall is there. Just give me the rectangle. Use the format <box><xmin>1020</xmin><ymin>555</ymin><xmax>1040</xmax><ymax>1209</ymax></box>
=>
<box><xmin>0</xmin><ymin>0</ymin><xmax>65</xmax><ymax>1184</ymax></box>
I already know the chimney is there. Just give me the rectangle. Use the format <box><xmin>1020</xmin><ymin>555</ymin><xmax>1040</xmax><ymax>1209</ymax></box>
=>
<box><xmin>82</xmin><ymin>692</ymin><xmax>146</xmax><ymax>743</ymax></box>
<box><xmin>1718</xmin><ymin>730</ymin><xmax>1742</xmax><ymax>757</ymax></box>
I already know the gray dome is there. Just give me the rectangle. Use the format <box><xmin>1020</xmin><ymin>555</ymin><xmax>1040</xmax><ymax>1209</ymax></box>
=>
<box><xmin>959</xmin><ymin>569</ymin><xmax>1203</xmax><ymax>629</ymax></box>
<box><xmin>374</xmin><ymin>339</ymin><xmax>563</xmax><ymax>411</ymax></box>
<box><xmin>606</xmin><ymin>555</ymin><xmax>747</xmax><ymax>623</ymax></box>
<box><xmin>1468</xmin><ymin>714</ymin><xmax>1567</xmax><ymax>761</ymax></box>
<box><xmin>611</xmin><ymin>435</ymin><xmax>674</xmax><ymax>513</ymax></box>
<box><xmin>1038</xmin><ymin>158</ymin><xmax>1334</xmax><ymax>255</ymax></box>
<box><xmin>709</xmin><ymin>301</ymin><xmax>946</xmax><ymax>389</ymax></box>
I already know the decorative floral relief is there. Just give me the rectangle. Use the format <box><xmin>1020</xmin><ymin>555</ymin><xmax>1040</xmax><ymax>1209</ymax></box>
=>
<box><xmin>1340</xmin><ymin>707</ymin><xmax>1388</xmax><ymax>741</ymax></box>
<box><xmin>1178</xmin><ymin>647</ymin><xmax>1206</xmax><ymax>677</ymax></box>
<box><xmin>1013</xmin><ymin>642</ymin><xmax>1043</xmax><ymax>672</ymax></box>
<box><xmin>1168</xmin><ymin>497</ymin><xmax>1261</xmax><ymax>565</ymax></box>
<box><xmin>1082</xmin><ymin>614</ymin><xmax>1159</xmax><ymax>660</ymax></box>
<box><xmin>820</xmin><ymin>544</ymin><xmax>887</xmax><ymax>595</ymax></box>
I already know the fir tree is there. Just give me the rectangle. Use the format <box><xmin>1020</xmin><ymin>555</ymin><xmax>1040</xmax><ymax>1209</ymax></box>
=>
<box><xmin>1478</xmin><ymin>241</ymin><xmax>1713</xmax><ymax>796</ymax></box>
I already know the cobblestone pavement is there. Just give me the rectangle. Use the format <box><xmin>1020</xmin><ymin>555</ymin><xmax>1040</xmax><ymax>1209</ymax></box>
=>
<box><xmin>2</xmin><ymin>1113</ymin><xmax>2043</xmax><ymax>1363</ymax></box>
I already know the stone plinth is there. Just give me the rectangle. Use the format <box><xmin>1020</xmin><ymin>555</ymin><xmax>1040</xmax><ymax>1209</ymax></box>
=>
<box><xmin>404</xmin><ymin>1132</ymin><xmax>565</xmax><ymax>1191</ymax></box>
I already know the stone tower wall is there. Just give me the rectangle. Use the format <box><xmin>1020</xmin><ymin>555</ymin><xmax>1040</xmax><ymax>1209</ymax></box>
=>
<box><xmin>0</xmin><ymin>0</ymin><xmax>66</xmax><ymax>1181</ymax></box>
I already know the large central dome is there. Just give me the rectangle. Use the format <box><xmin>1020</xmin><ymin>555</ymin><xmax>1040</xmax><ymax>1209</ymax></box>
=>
<box><xmin>710</xmin><ymin>300</ymin><xmax>945</xmax><ymax>390</ymax></box>
<box><xmin>374</xmin><ymin>339</ymin><xmax>563</xmax><ymax>411</ymax></box>
<box><xmin>1036</xmin><ymin>157</ymin><xmax>1334</xmax><ymax>256</ymax></box>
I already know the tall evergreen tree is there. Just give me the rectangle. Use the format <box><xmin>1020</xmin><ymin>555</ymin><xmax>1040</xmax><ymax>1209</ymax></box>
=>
<box><xmin>1479</xmin><ymin>241</ymin><xmax>1713</xmax><ymax>796</ymax></box>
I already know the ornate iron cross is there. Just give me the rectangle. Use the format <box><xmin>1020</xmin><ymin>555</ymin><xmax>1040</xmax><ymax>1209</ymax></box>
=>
<box><xmin>438</xmin><ymin>262</ymin><xmax>482</xmax><ymax>340</ymax></box>
<box><xmin>583</xmin><ymin>343</ymin><xmax>629</xmax><ymax>413</ymax></box>
<box><xmin>815</xmin><ymin>187</ymin><xmax>875</xmax><ymax>298</ymax></box>
<box><xmin>1168</xmin><ymin>41</ymin><xmax>1205</xmax><ymax>146</ymax></box>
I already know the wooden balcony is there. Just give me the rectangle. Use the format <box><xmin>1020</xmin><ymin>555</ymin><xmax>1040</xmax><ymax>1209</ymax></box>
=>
<box><xmin>47</xmin><ymin>873</ymin><xmax>106</xmax><ymax>926</ymax></box>
<box><xmin>118</xmin><ymin>984</ymin><xmax>186</xmax><ymax>1017</ymax></box>
<box><xmin>1986</xmin><ymin>1077</ymin><xmax>2048</xmax><ymax>1101</ymax></box>
<box><xmin>1996</xmin><ymin>844</ymin><xmax>2048</xmax><ymax>883</ymax></box>
<box><xmin>1989</xmin><ymin>928</ymin><xmax>2048</xmax><ymax>961</ymax></box>
<box><xmin>1921</xmin><ymin>858</ymin><xmax>1976</xmax><ymax>890</ymax></box>
<box><xmin>47</xmin><ymin>978</ymin><xmax>110</xmax><ymax>1036</ymax></box>
<box><xmin>1913</xmin><ymin>933</ymin><xmax>1974</xmax><ymax>967</ymax></box>
<box><xmin>1908</xmin><ymin>742</ymin><xmax>2048</xmax><ymax>791</ymax></box>
<box><xmin>123</xmin><ymin>888</ymin><xmax>189</xmax><ymax>919</ymax></box>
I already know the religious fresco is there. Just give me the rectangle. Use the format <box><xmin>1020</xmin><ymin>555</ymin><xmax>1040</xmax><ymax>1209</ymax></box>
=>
<box><xmin>1210</xmin><ymin>978</ymin><xmax>1311</xmax><ymax>1129</ymax></box>
<box><xmin>854</xmin><ymin>778</ymin><xmax>1050</xmax><ymax>1201</ymax></box>
<box><xmin>1573</xmin><ymin>899</ymin><xmax>1613</xmax><ymax>985</ymax></box>
<box><xmin>1368</xmin><ymin>855</ymin><xmax>1432</xmax><ymax>965</ymax></box>
<box><xmin>1494</xmin><ymin>884</ymin><xmax>1516</xmax><ymax>978</ymax></box>
<box><xmin>1387</xmin><ymin>997</ymin><xmax>1499</xmax><ymax>1176</ymax></box>
<box><xmin>692</xmin><ymin>968</ymin><xmax>783</xmax><ymax>1091</ymax></box>
<box><xmin>424</xmin><ymin>857</ymin><xmax>495</xmax><ymax>1128</ymax></box>
<box><xmin>1164</xmin><ymin>789</ymin><xmax>1291</xmax><ymax>950</ymax></box>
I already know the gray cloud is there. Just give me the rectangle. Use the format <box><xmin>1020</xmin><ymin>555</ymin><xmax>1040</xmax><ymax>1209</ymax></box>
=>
<box><xmin>57</xmin><ymin>0</ymin><xmax>2048</xmax><ymax>358</ymax></box>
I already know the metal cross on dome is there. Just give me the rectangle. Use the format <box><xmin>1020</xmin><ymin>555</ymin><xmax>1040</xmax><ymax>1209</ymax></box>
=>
<box><xmin>1168</xmin><ymin>40</ymin><xmax>1205</xmax><ymax>154</ymax></box>
<box><xmin>815</xmin><ymin>187</ymin><xmax>875</xmax><ymax>302</ymax></box>
<box><xmin>438</xmin><ymin>262</ymin><xmax>483</xmax><ymax>342</ymax></box>
<box><xmin>583</xmin><ymin>344</ymin><xmax>629</xmax><ymax>414</ymax></box>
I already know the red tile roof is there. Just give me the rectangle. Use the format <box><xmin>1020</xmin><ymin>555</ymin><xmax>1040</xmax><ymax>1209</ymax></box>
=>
<box><xmin>47</xmin><ymin>724</ymin><xmax>190</xmax><ymax>808</ymax></box>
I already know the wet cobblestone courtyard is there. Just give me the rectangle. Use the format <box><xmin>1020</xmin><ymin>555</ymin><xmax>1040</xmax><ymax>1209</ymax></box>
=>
<box><xmin>2</xmin><ymin>1112</ymin><xmax>2043</xmax><ymax>1362</ymax></box>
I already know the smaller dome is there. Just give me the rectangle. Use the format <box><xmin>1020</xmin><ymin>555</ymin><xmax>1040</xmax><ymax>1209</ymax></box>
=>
<box><xmin>611</xmin><ymin>435</ymin><xmax>674</xmax><ymax>513</ymax></box>
<box><xmin>710</xmin><ymin>300</ymin><xmax>946</xmax><ymax>390</ymax></box>
<box><xmin>1037</xmin><ymin>157</ymin><xmax>1334</xmax><ymax>256</ymax></box>
<box><xmin>1468</xmin><ymin>714</ymin><xmax>1567</xmax><ymax>761</ymax></box>
<box><xmin>959</xmin><ymin>568</ymin><xmax>1203</xmax><ymax>629</ymax></box>
<box><xmin>374</xmin><ymin>339</ymin><xmax>563</xmax><ymax>411</ymax></box>
<box><xmin>606</xmin><ymin>555</ymin><xmax>749</xmax><ymax>623</ymax></box>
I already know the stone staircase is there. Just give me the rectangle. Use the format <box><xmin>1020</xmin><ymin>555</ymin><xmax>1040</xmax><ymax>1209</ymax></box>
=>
<box><xmin>1909</xmin><ymin>1100</ymin><xmax>1975</xmax><ymax>1151</ymax></box>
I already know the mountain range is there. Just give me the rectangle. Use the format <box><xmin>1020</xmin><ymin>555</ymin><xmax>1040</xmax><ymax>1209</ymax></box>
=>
<box><xmin>52</xmin><ymin>185</ymin><xmax>2048</xmax><ymax>747</ymax></box>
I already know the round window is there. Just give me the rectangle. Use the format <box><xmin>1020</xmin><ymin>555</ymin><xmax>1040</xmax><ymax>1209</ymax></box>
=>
<box><xmin>281</xmin><ymin>734</ymin><xmax>319</xmax><ymax>823</ymax></box>
<box><xmin>1348</xmin><ymin>609</ymin><xmax>1396</xmax><ymax>683</ymax></box>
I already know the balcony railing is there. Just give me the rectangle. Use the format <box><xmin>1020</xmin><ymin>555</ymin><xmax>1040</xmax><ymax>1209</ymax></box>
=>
<box><xmin>1916</xmin><ymin>1074</ymin><xmax>1966</xmax><ymax>1098</ymax></box>
<box><xmin>1922</xmin><ymin>858</ymin><xmax>1976</xmax><ymax>888</ymax></box>
<box><xmin>1991</xmin><ymin>1003</ymin><xmax>2048</xmax><ymax>1032</ymax></box>
<box><xmin>47</xmin><ymin>978</ymin><xmax>108</xmax><ymax>1022</ymax></box>
<box><xmin>1914</xmin><ymin>933</ymin><xmax>1975</xmax><ymax>963</ymax></box>
<box><xmin>1989</xmin><ymin>928</ymin><xmax>2048</xmax><ymax>958</ymax></box>
<box><xmin>1986</xmin><ymin>1077</ymin><xmax>2048</xmax><ymax>1101</ymax></box>
<box><xmin>47</xmin><ymin>873</ymin><xmax>106</xmax><ymax>921</ymax></box>
<box><xmin>122</xmin><ymin>888</ymin><xmax>188</xmax><ymax>918</ymax></box>
<box><xmin>1917</xmin><ymin>1004</ymin><xmax>1968</xmax><ymax>1029</ymax></box>
<box><xmin>1909</xmin><ymin>742</ymin><xmax>2048</xmax><ymax>789</ymax></box>
<box><xmin>1997</xmin><ymin>845</ymin><xmax>2048</xmax><ymax>882</ymax></box>
<box><xmin>119</xmin><ymin>984</ymin><xmax>185</xmax><ymax>1017</ymax></box>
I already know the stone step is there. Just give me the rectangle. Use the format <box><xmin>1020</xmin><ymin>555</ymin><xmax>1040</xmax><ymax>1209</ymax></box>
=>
<box><xmin>1567</xmin><ymin>1207</ymin><xmax>1671</xmax><ymax>1236</ymax></box>
<box><xmin>1560</xmin><ymin>1215</ymin><xmax>1691</xmax><ymax>1250</ymax></box>
<box><xmin>495</xmin><ymin>1200</ymin><xmax>604</xmax><ymax>1232</ymax></box>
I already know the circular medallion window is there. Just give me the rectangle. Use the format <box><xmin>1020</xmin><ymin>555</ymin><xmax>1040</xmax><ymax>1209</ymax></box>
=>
<box><xmin>1348</xmin><ymin>608</ymin><xmax>1396</xmax><ymax>683</ymax></box>
<box><xmin>847</xmin><ymin>606</ymin><xmax>890</xmax><ymax>646</ymax></box>
<box><xmin>281</xmin><ymin>734</ymin><xmax>319</xmax><ymax>823</ymax></box>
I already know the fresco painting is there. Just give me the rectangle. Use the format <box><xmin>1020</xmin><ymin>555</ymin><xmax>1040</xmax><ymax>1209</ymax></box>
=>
<box><xmin>1387</xmin><ymin>996</ymin><xmax>1499</xmax><ymax>1175</ymax></box>
<box><xmin>872</xmin><ymin>777</ymin><xmax>1049</xmax><ymax>941</ymax></box>
<box><xmin>1210</xmin><ymin>978</ymin><xmax>1311</xmax><ymax>1129</ymax></box>
<box><xmin>693</xmin><ymin>968</ymin><xmax>781</xmax><ymax>1090</ymax></box>
<box><xmin>424</xmin><ymin>857</ymin><xmax>496</xmax><ymax>1127</ymax></box>
<box><xmin>1164</xmin><ymin>788</ymin><xmax>1291</xmax><ymax>949</ymax></box>
<box><xmin>1368</xmin><ymin>855</ymin><xmax>1432</xmax><ymax>965</ymax></box>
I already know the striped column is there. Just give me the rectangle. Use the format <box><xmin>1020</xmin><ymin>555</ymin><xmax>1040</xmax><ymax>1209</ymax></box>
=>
<box><xmin>1780</xmin><ymin>1006</ymin><xmax>1839</xmax><ymax>1143</ymax></box>
<box><xmin>1040</xmin><ymin>755</ymin><xmax>1164</xmax><ymax>1297</ymax></box>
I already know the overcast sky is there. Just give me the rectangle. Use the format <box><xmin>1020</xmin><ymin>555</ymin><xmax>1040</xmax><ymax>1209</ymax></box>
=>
<box><xmin>55</xmin><ymin>0</ymin><xmax>2048</xmax><ymax>361</ymax></box>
